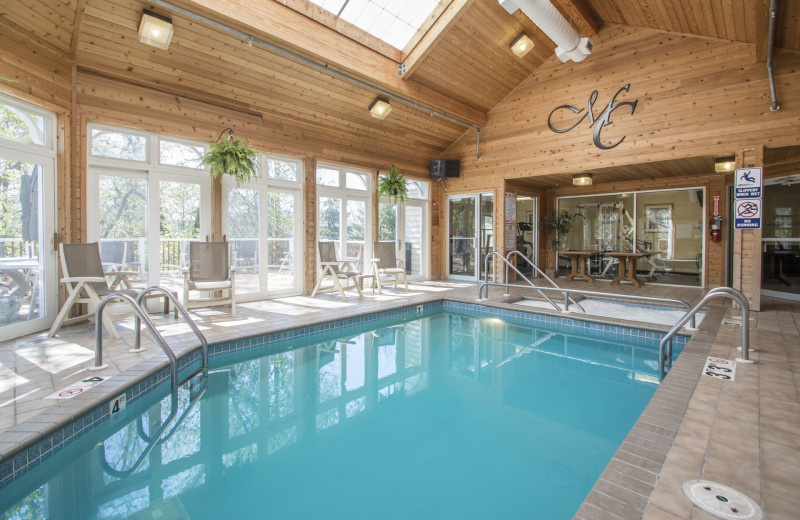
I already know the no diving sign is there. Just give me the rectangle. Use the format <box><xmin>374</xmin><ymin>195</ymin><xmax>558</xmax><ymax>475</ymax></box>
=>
<box><xmin>734</xmin><ymin>199</ymin><xmax>761</xmax><ymax>230</ymax></box>
<box><xmin>45</xmin><ymin>376</ymin><xmax>110</xmax><ymax>399</ymax></box>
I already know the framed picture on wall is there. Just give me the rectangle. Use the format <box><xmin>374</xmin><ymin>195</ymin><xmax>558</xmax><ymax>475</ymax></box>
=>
<box><xmin>526</xmin><ymin>211</ymin><xmax>534</xmax><ymax>225</ymax></box>
<box><xmin>644</xmin><ymin>204</ymin><xmax>673</xmax><ymax>233</ymax></box>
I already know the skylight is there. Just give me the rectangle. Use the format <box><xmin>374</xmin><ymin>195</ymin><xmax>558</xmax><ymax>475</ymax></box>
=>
<box><xmin>308</xmin><ymin>0</ymin><xmax>441</xmax><ymax>50</ymax></box>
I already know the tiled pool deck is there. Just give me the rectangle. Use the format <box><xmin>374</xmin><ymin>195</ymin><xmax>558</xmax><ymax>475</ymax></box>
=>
<box><xmin>0</xmin><ymin>279</ymin><xmax>797</xmax><ymax>519</ymax></box>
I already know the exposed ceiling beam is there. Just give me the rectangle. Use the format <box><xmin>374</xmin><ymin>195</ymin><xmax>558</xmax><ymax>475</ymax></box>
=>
<box><xmin>552</xmin><ymin>0</ymin><xmax>599</xmax><ymax>37</ymax></box>
<box><xmin>400</xmin><ymin>0</ymin><xmax>476</xmax><ymax>79</ymax></box>
<box><xmin>167</xmin><ymin>0</ymin><xmax>485</xmax><ymax>127</ymax></box>
<box><xmin>754</xmin><ymin>0</ymin><xmax>770</xmax><ymax>63</ymax></box>
<box><xmin>70</xmin><ymin>0</ymin><xmax>87</xmax><ymax>60</ymax></box>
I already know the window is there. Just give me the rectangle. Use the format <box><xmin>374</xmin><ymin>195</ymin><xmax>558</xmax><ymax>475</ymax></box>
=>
<box><xmin>87</xmin><ymin>124</ymin><xmax>211</xmax><ymax>294</ymax></box>
<box><xmin>316</xmin><ymin>164</ymin><xmax>372</xmax><ymax>273</ymax></box>
<box><xmin>223</xmin><ymin>153</ymin><xmax>303</xmax><ymax>298</ymax></box>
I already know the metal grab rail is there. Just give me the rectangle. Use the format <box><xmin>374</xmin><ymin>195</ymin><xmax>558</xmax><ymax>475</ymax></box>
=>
<box><xmin>481</xmin><ymin>251</ymin><xmax>561</xmax><ymax>312</ymax></box>
<box><xmin>505</xmin><ymin>251</ymin><xmax>585</xmax><ymax>312</ymax></box>
<box><xmin>98</xmin><ymin>377</ymin><xmax>206</xmax><ymax>478</ymax></box>
<box><xmin>94</xmin><ymin>293</ymin><xmax>179</xmax><ymax>391</ymax></box>
<box><xmin>657</xmin><ymin>286</ymin><xmax>751</xmax><ymax>381</ymax></box>
<box><xmin>476</xmin><ymin>280</ymin><xmax>697</xmax><ymax>329</ymax></box>
<box><xmin>134</xmin><ymin>286</ymin><xmax>209</xmax><ymax>370</ymax></box>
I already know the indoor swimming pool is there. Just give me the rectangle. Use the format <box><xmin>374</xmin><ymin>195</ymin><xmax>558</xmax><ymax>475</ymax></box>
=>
<box><xmin>0</xmin><ymin>305</ymin><xmax>687</xmax><ymax>520</ymax></box>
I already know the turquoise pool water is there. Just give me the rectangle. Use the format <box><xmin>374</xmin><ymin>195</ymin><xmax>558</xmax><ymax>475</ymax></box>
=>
<box><xmin>0</xmin><ymin>310</ymin><xmax>673</xmax><ymax>519</ymax></box>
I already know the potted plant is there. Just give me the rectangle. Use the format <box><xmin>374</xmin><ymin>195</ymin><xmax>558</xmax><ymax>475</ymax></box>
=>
<box><xmin>539</xmin><ymin>210</ymin><xmax>574</xmax><ymax>277</ymax></box>
<box><xmin>201</xmin><ymin>128</ymin><xmax>259</xmax><ymax>186</ymax></box>
<box><xmin>376</xmin><ymin>165</ymin><xmax>408</xmax><ymax>203</ymax></box>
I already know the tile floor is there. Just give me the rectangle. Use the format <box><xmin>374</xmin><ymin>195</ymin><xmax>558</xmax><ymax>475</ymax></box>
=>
<box><xmin>0</xmin><ymin>278</ymin><xmax>798</xmax><ymax>520</ymax></box>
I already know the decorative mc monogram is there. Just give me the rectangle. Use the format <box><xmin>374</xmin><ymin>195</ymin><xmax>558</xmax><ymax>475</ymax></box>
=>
<box><xmin>547</xmin><ymin>84</ymin><xmax>638</xmax><ymax>150</ymax></box>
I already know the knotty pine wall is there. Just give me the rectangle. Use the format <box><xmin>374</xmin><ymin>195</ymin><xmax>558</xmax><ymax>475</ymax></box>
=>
<box><xmin>441</xmin><ymin>24</ymin><xmax>800</xmax><ymax>306</ymax></box>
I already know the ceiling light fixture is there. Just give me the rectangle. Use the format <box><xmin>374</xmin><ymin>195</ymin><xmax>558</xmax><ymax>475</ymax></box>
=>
<box><xmin>714</xmin><ymin>156</ymin><xmax>736</xmax><ymax>173</ymax></box>
<box><xmin>572</xmin><ymin>173</ymin><xmax>593</xmax><ymax>186</ymax></box>
<box><xmin>510</xmin><ymin>33</ymin><xmax>534</xmax><ymax>58</ymax></box>
<box><xmin>138</xmin><ymin>11</ymin><xmax>174</xmax><ymax>50</ymax></box>
<box><xmin>368</xmin><ymin>97</ymin><xmax>392</xmax><ymax>120</ymax></box>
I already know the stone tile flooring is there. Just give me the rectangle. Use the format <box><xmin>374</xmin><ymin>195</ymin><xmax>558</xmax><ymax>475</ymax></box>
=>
<box><xmin>0</xmin><ymin>278</ymin><xmax>798</xmax><ymax>519</ymax></box>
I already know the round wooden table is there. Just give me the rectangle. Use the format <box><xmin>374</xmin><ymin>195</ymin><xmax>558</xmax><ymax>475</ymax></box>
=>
<box><xmin>604</xmin><ymin>252</ymin><xmax>648</xmax><ymax>287</ymax></box>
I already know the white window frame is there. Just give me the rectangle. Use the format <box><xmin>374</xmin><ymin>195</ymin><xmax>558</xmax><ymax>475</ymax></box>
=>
<box><xmin>221</xmin><ymin>152</ymin><xmax>304</xmax><ymax>299</ymax></box>
<box><xmin>316</xmin><ymin>163</ymin><xmax>373</xmax><ymax>273</ymax></box>
<box><xmin>86</xmin><ymin>123</ymin><xmax>212</xmax><ymax>290</ymax></box>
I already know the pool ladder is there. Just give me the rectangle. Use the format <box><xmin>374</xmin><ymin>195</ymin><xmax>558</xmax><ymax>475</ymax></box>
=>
<box><xmin>93</xmin><ymin>286</ymin><xmax>209</xmax><ymax>392</ymax></box>
<box><xmin>658</xmin><ymin>286</ymin><xmax>751</xmax><ymax>381</ymax></box>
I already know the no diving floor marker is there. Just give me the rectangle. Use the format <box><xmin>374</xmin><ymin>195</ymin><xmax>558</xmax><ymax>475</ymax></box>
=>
<box><xmin>45</xmin><ymin>376</ymin><xmax>111</xmax><ymax>399</ymax></box>
<box><xmin>702</xmin><ymin>357</ymin><xmax>736</xmax><ymax>381</ymax></box>
<box><xmin>682</xmin><ymin>480</ymin><xmax>762</xmax><ymax>519</ymax></box>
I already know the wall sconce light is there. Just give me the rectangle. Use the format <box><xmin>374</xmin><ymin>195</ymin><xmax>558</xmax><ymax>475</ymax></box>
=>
<box><xmin>138</xmin><ymin>11</ymin><xmax>174</xmax><ymax>50</ymax></box>
<box><xmin>572</xmin><ymin>173</ymin><xmax>593</xmax><ymax>186</ymax></box>
<box><xmin>369</xmin><ymin>97</ymin><xmax>392</xmax><ymax>120</ymax></box>
<box><xmin>510</xmin><ymin>33</ymin><xmax>535</xmax><ymax>58</ymax></box>
<box><xmin>714</xmin><ymin>156</ymin><xmax>736</xmax><ymax>173</ymax></box>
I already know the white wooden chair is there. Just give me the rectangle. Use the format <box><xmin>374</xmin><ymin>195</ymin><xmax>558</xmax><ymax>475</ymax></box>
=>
<box><xmin>183</xmin><ymin>241</ymin><xmax>236</xmax><ymax>314</ymax></box>
<box><xmin>371</xmin><ymin>241</ymin><xmax>408</xmax><ymax>294</ymax></box>
<box><xmin>49</xmin><ymin>242</ymin><xmax>138</xmax><ymax>339</ymax></box>
<box><xmin>310</xmin><ymin>241</ymin><xmax>363</xmax><ymax>301</ymax></box>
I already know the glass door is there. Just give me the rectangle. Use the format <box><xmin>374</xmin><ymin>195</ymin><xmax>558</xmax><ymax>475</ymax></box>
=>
<box><xmin>448</xmin><ymin>195</ymin><xmax>477</xmax><ymax>279</ymax></box>
<box><xmin>761</xmin><ymin>176</ymin><xmax>800</xmax><ymax>301</ymax></box>
<box><xmin>0</xmin><ymin>146</ymin><xmax>56</xmax><ymax>339</ymax></box>
<box><xmin>0</xmin><ymin>97</ymin><xmax>57</xmax><ymax>340</ymax></box>
<box><xmin>377</xmin><ymin>200</ymin><xmax>428</xmax><ymax>280</ymax></box>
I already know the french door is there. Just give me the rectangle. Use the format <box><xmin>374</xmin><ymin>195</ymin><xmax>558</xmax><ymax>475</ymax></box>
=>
<box><xmin>0</xmin><ymin>145</ymin><xmax>56</xmax><ymax>339</ymax></box>
<box><xmin>761</xmin><ymin>177</ymin><xmax>800</xmax><ymax>301</ymax></box>
<box><xmin>378</xmin><ymin>200</ymin><xmax>428</xmax><ymax>279</ymax></box>
<box><xmin>447</xmin><ymin>193</ymin><xmax>494</xmax><ymax>281</ymax></box>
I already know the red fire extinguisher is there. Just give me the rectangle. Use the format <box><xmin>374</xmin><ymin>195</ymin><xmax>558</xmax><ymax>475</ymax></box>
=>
<box><xmin>710</xmin><ymin>215</ymin><xmax>722</xmax><ymax>242</ymax></box>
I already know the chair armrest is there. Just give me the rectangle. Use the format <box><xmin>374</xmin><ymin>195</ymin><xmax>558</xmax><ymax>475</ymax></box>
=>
<box><xmin>370</xmin><ymin>258</ymin><xmax>381</xmax><ymax>263</ymax></box>
<box><xmin>104</xmin><ymin>270</ymin><xmax>137</xmax><ymax>277</ymax></box>
<box><xmin>320</xmin><ymin>262</ymin><xmax>340</xmax><ymax>266</ymax></box>
<box><xmin>62</xmin><ymin>276</ymin><xmax>106</xmax><ymax>283</ymax></box>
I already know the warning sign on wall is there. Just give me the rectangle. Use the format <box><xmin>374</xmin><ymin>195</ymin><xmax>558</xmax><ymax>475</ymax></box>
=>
<box><xmin>733</xmin><ymin>199</ymin><xmax>762</xmax><ymax>230</ymax></box>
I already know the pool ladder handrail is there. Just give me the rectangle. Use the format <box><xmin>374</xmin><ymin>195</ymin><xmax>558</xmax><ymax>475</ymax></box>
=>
<box><xmin>93</xmin><ymin>286</ymin><xmax>208</xmax><ymax>393</ymax></box>
<box><xmin>98</xmin><ymin>376</ymin><xmax>206</xmax><ymax>478</ymax></box>
<box><xmin>658</xmin><ymin>286</ymin><xmax>751</xmax><ymax>381</ymax></box>
<box><xmin>482</xmin><ymin>251</ymin><xmax>562</xmax><ymax>312</ymax></box>
<box><xmin>477</xmin><ymin>278</ymin><xmax>696</xmax><ymax>329</ymax></box>
<box><xmin>504</xmin><ymin>250</ymin><xmax>585</xmax><ymax>312</ymax></box>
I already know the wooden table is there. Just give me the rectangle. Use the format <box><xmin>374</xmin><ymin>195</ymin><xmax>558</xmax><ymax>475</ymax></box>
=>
<box><xmin>561</xmin><ymin>251</ymin><xmax>596</xmax><ymax>283</ymax></box>
<box><xmin>605</xmin><ymin>252</ymin><xmax>648</xmax><ymax>287</ymax></box>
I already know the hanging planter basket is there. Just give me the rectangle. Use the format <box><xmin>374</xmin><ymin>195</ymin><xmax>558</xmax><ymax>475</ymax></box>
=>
<box><xmin>201</xmin><ymin>128</ymin><xmax>259</xmax><ymax>187</ymax></box>
<box><xmin>376</xmin><ymin>165</ymin><xmax>408</xmax><ymax>204</ymax></box>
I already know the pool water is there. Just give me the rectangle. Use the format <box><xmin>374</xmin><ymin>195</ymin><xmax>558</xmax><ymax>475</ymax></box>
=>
<box><xmin>0</xmin><ymin>310</ymin><xmax>670</xmax><ymax>520</ymax></box>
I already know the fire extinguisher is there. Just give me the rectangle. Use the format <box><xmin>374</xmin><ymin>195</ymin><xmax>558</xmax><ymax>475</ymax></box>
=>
<box><xmin>710</xmin><ymin>215</ymin><xmax>722</xmax><ymax>242</ymax></box>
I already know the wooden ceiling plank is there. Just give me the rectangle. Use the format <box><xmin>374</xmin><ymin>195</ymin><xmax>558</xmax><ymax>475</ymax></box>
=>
<box><xmin>754</xmin><ymin>0</ymin><xmax>770</xmax><ymax>62</ymax></box>
<box><xmin>166</xmin><ymin>0</ymin><xmax>485</xmax><ymax>127</ymax></box>
<box><xmin>401</xmin><ymin>0</ymin><xmax>475</xmax><ymax>79</ymax></box>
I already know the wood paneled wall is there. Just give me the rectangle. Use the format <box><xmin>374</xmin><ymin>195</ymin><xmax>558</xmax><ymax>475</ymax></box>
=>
<box><xmin>445</xmin><ymin>24</ymin><xmax>800</xmax><ymax>179</ymax></box>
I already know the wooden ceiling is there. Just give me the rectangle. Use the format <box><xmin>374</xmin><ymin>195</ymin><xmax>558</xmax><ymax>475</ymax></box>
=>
<box><xmin>3</xmin><ymin>0</ymin><xmax>799</xmax><ymax>169</ymax></box>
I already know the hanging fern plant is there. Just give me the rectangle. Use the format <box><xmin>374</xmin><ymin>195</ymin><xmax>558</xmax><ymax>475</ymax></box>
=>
<box><xmin>201</xmin><ymin>129</ymin><xmax>259</xmax><ymax>187</ymax></box>
<box><xmin>376</xmin><ymin>165</ymin><xmax>408</xmax><ymax>203</ymax></box>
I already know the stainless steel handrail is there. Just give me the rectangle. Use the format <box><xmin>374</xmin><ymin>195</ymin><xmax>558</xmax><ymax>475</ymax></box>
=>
<box><xmin>481</xmin><ymin>251</ymin><xmax>561</xmax><ymax>312</ymax></box>
<box><xmin>94</xmin><ymin>293</ymin><xmax>179</xmax><ymax>391</ymax></box>
<box><xmin>134</xmin><ymin>286</ymin><xmax>209</xmax><ymax>371</ymax></box>
<box><xmin>505</xmin><ymin>251</ymin><xmax>585</xmax><ymax>312</ymax></box>
<box><xmin>477</xmin><ymin>280</ymin><xmax>697</xmax><ymax>329</ymax></box>
<box><xmin>657</xmin><ymin>286</ymin><xmax>750</xmax><ymax>381</ymax></box>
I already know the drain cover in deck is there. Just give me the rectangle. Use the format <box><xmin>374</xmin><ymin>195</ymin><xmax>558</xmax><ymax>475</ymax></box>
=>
<box><xmin>682</xmin><ymin>480</ymin><xmax>762</xmax><ymax>519</ymax></box>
